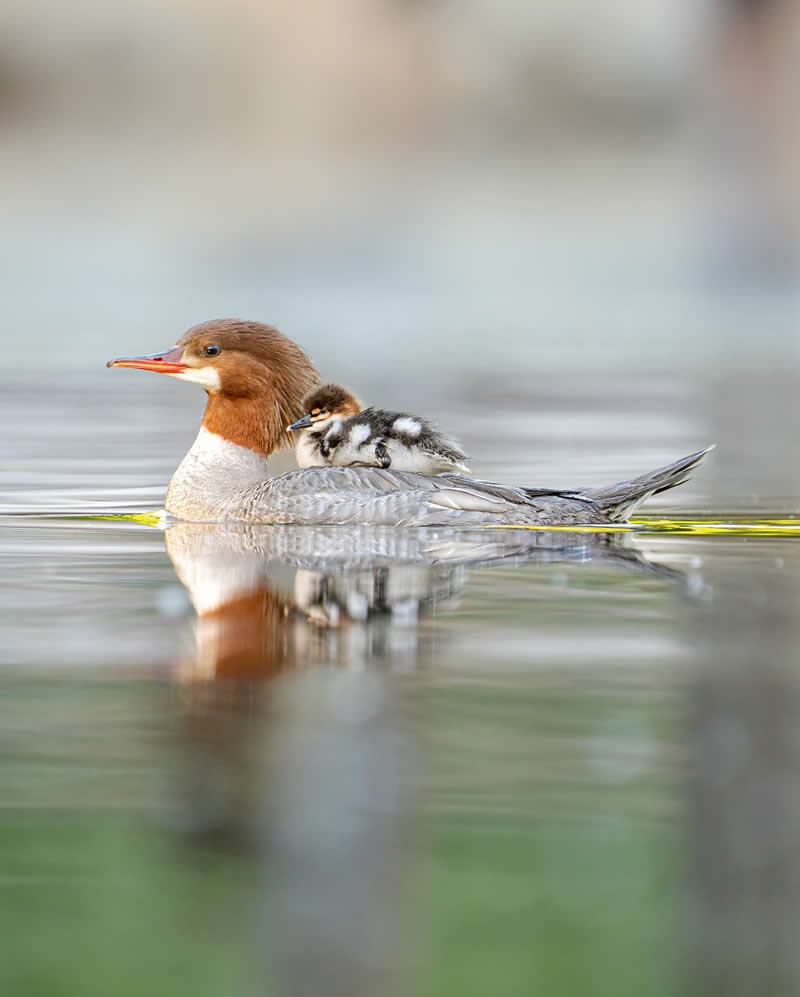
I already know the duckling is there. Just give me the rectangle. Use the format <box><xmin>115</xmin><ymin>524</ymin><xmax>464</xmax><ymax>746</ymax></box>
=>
<box><xmin>288</xmin><ymin>383</ymin><xmax>471</xmax><ymax>475</ymax></box>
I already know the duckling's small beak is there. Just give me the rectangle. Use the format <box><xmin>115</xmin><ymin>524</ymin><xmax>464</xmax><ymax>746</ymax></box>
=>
<box><xmin>287</xmin><ymin>415</ymin><xmax>313</xmax><ymax>431</ymax></box>
<box><xmin>106</xmin><ymin>346</ymin><xmax>188</xmax><ymax>374</ymax></box>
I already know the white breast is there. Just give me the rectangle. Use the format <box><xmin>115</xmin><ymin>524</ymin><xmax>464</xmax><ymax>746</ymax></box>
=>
<box><xmin>295</xmin><ymin>431</ymin><xmax>328</xmax><ymax>468</ymax></box>
<box><xmin>166</xmin><ymin>426</ymin><xmax>272</xmax><ymax>520</ymax></box>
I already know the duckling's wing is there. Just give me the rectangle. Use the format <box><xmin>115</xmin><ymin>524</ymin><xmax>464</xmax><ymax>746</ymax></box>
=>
<box><xmin>415</xmin><ymin>439</ymin><xmax>471</xmax><ymax>474</ymax></box>
<box><xmin>363</xmin><ymin>410</ymin><xmax>470</xmax><ymax>462</ymax></box>
<box><xmin>433</xmin><ymin>452</ymin><xmax>472</xmax><ymax>474</ymax></box>
<box><xmin>422</xmin><ymin>431</ymin><xmax>469</xmax><ymax>464</ymax></box>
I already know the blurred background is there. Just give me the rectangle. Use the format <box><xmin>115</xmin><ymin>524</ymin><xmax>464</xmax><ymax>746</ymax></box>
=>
<box><xmin>1</xmin><ymin>0</ymin><xmax>796</xmax><ymax>363</ymax></box>
<box><xmin>2</xmin><ymin>0</ymin><xmax>799</xmax><ymax>499</ymax></box>
<box><xmin>1</xmin><ymin>1</ymin><xmax>800</xmax><ymax>995</ymax></box>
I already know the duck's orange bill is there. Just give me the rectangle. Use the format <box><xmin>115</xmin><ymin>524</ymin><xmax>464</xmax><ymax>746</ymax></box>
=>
<box><xmin>106</xmin><ymin>346</ymin><xmax>187</xmax><ymax>374</ymax></box>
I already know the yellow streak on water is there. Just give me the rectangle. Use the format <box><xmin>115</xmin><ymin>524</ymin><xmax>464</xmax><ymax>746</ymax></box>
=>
<box><xmin>74</xmin><ymin>513</ymin><xmax>800</xmax><ymax>537</ymax></box>
<box><xmin>487</xmin><ymin>517</ymin><xmax>800</xmax><ymax>537</ymax></box>
<box><xmin>81</xmin><ymin>512</ymin><xmax>163</xmax><ymax>527</ymax></box>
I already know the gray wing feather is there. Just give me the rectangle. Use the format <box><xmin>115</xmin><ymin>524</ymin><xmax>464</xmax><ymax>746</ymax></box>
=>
<box><xmin>234</xmin><ymin>467</ymin><xmax>609</xmax><ymax>526</ymax></box>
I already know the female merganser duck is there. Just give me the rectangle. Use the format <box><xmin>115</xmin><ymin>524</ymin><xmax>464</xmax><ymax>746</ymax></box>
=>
<box><xmin>108</xmin><ymin>318</ymin><xmax>713</xmax><ymax>526</ymax></box>
<box><xmin>288</xmin><ymin>383</ymin><xmax>471</xmax><ymax>474</ymax></box>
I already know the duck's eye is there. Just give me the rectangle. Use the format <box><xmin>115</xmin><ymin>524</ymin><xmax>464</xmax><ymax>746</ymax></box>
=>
<box><xmin>204</xmin><ymin>344</ymin><xmax>221</xmax><ymax>357</ymax></box>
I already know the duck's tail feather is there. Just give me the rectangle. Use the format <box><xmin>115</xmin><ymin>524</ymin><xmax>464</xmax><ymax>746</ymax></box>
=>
<box><xmin>584</xmin><ymin>446</ymin><xmax>715</xmax><ymax>522</ymax></box>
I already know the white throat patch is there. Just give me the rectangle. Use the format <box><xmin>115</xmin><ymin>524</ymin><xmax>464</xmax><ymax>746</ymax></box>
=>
<box><xmin>170</xmin><ymin>367</ymin><xmax>222</xmax><ymax>391</ymax></box>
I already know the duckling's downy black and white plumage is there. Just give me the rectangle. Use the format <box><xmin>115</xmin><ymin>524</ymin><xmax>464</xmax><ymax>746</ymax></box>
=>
<box><xmin>288</xmin><ymin>384</ymin><xmax>471</xmax><ymax>475</ymax></box>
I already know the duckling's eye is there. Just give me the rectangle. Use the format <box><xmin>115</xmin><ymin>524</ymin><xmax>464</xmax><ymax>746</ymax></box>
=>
<box><xmin>204</xmin><ymin>344</ymin><xmax>221</xmax><ymax>357</ymax></box>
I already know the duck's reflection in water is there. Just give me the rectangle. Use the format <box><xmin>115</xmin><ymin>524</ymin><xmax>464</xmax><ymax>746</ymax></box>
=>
<box><xmin>167</xmin><ymin>523</ymin><xmax>685</xmax><ymax>680</ymax></box>
<box><xmin>163</xmin><ymin>523</ymin><xmax>686</xmax><ymax>996</ymax></box>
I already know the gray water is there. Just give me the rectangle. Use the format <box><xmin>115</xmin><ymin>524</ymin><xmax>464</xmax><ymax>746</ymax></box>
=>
<box><xmin>2</xmin><ymin>360</ymin><xmax>800</xmax><ymax>997</ymax></box>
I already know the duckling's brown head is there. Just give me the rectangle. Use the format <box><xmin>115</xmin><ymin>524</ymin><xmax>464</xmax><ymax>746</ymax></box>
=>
<box><xmin>108</xmin><ymin>318</ymin><xmax>320</xmax><ymax>455</ymax></box>
<box><xmin>287</xmin><ymin>383</ymin><xmax>362</xmax><ymax>432</ymax></box>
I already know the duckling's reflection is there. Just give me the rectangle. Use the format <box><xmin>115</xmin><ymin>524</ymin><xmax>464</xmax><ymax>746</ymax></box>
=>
<box><xmin>162</xmin><ymin>523</ymin><xmax>687</xmax><ymax>996</ymax></box>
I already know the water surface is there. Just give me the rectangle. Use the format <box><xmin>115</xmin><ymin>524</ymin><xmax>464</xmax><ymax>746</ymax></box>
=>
<box><xmin>2</xmin><ymin>368</ymin><xmax>798</xmax><ymax>997</ymax></box>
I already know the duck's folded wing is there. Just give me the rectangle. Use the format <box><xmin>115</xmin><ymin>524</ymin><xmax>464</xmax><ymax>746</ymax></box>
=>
<box><xmin>426</xmin><ymin>478</ymin><xmax>536</xmax><ymax>511</ymax></box>
<box><xmin>237</xmin><ymin>467</ymin><xmax>597</xmax><ymax>526</ymax></box>
<box><xmin>270</xmin><ymin>466</ymin><xmax>443</xmax><ymax>494</ymax></box>
<box><xmin>285</xmin><ymin>468</ymin><xmax>539</xmax><ymax>502</ymax></box>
